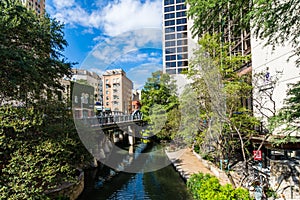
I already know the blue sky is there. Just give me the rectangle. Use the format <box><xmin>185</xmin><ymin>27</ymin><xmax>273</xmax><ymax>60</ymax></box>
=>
<box><xmin>46</xmin><ymin>0</ymin><xmax>163</xmax><ymax>89</ymax></box>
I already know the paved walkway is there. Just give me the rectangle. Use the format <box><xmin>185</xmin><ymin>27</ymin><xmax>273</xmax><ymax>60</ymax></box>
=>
<box><xmin>168</xmin><ymin>148</ymin><xmax>230</xmax><ymax>185</ymax></box>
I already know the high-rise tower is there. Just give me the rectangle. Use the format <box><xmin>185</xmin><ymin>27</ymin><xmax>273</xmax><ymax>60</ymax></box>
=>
<box><xmin>162</xmin><ymin>0</ymin><xmax>195</xmax><ymax>75</ymax></box>
<box><xmin>162</xmin><ymin>0</ymin><xmax>187</xmax><ymax>75</ymax></box>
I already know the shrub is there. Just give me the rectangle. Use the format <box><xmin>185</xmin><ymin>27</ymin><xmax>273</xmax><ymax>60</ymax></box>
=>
<box><xmin>187</xmin><ymin>172</ymin><xmax>252</xmax><ymax>200</ymax></box>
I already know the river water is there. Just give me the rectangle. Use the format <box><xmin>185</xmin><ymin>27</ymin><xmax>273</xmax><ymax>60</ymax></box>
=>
<box><xmin>77</xmin><ymin>143</ymin><xmax>192</xmax><ymax>200</ymax></box>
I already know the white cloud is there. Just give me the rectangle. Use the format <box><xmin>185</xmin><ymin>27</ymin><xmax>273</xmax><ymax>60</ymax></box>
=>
<box><xmin>102</xmin><ymin>0</ymin><xmax>162</xmax><ymax>36</ymax></box>
<box><xmin>119</xmin><ymin>53</ymin><xmax>148</xmax><ymax>63</ymax></box>
<box><xmin>47</xmin><ymin>0</ymin><xmax>163</xmax><ymax>88</ymax></box>
<box><xmin>53</xmin><ymin>0</ymin><xmax>75</xmax><ymax>9</ymax></box>
<box><xmin>89</xmin><ymin>29</ymin><xmax>162</xmax><ymax>66</ymax></box>
<box><xmin>47</xmin><ymin>0</ymin><xmax>162</xmax><ymax>35</ymax></box>
<box><xmin>47</xmin><ymin>0</ymin><xmax>103</xmax><ymax>28</ymax></box>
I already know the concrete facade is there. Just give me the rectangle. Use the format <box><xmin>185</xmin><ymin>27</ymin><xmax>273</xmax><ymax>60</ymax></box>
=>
<box><xmin>251</xmin><ymin>38</ymin><xmax>300</xmax><ymax>131</ymax></box>
<box><xmin>72</xmin><ymin>69</ymin><xmax>103</xmax><ymax>104</ymax></box>
<box><xmin>21</xmin><ymin>0</ymin><xmax>45</xmax><ymax>15</ymax></box>
<box><xmin>103</xmin><ymin>69</ymin><xmax>133</xmax><ymax>114</ymax></box>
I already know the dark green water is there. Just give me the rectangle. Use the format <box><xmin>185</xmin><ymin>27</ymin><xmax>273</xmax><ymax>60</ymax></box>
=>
<box><xmin>77</xmin><ymin>144</ymin><xmax>192</xmax><ymax>200</ymax></box>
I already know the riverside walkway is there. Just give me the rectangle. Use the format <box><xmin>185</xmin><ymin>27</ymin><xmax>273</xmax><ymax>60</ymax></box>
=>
<box><xmin>169</xmin><ymin>148</ymin><xmax>230</xmax><ymax>185</ymax></box>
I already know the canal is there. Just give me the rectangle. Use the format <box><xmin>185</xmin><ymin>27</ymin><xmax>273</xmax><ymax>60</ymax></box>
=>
<box><xmin>77</xmin><ymin>143</ymin><xmax>192</xmax><ymax>200</ymax></box>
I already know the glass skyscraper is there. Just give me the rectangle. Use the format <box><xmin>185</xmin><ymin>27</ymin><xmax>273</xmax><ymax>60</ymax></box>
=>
<box><xmin>162</xmin><ymin>0</ymin><xmax>194</xmax><ymax>75</ymax></box>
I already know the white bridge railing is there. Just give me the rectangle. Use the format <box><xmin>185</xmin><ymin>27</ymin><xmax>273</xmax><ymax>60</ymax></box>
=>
<box><xmin>76</xmin><ymin>110</ymin><xmax>143</xmax><ymax>126</ymax></box>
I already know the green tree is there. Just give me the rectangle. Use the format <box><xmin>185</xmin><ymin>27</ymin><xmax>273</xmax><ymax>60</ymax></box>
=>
<box><xmin>186</xmin><ymin>0</ymin><xmax>251</xmax><ymax>39</ymax></box>
<box><xmin>176</xmin><ymin>85</ymin><xmax>204</xmax><ymax>146</ymax></box>
<box><xmin>250</xmin><ymin>0</ymin><xmax>300</xmax><ymax>65</ymax></box>
<box><xmin>141</xmin><ymin>71</ymin><xmax>179</xmax><ymax>139</ymax></box>
<box><xmin>187</xmin><ymin>34</ymin><xmax>259</xmax><ymax>184</ymax></box>
<box><xmin>0</xmin><ymin>0</ymin><xmax>73</xmax><ymax>105</ymax></box>
<box><xmin>0</xmin><ymin>1</ymin><xmax>92</xmax><ymax>199</ymax></box>
<box><xmin>268</xmin><ymin>81</ymin><xmax>300</xmax><ymax>145</ymax></box>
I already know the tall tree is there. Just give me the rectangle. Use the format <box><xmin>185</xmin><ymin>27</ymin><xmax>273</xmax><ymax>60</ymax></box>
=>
<box><xmin>141</xmin><ymin>71</ymin><xmax>179</xmax><ymax>139</ymax></box>
<box><xmin>186</xmin><ymin>0</ymin><xmax>251</xmax><ymax>39</ymax></box>
<box><xmin>0</xmin><ymin>1</ymin><xmax>90</xmax><ymax>198</ymax></box>
<box><xmin>0</xmin><ymin>0</ymin><xmax>73</xmax><ymax>105</ymax></box>
<box><xmin>141</xmin><ymin>71</ymin><xmax>178</xmax><ymax>121</ymax></box>
<box><xmin>187</xmin><ymin>34</ymin><xmax>259</xmax><ymax>186</ymax></box>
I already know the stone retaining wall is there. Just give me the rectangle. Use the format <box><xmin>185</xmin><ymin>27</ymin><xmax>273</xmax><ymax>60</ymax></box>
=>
<box><xmin>45</xmin><ymin>171</ymin><xmax>84</xmax><ymax>200</ymax></box>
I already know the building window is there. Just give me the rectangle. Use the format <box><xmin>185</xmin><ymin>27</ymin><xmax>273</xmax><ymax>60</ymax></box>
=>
<box><xmin>165</xmin><ymin>27</ymin><xmax>175</xmax><ymax>33</ymax></box>
<box><xmin>176</xmin><ymin>0</ymin><xmax>185</xmax><ymax>3</ymax></box>
<box><xmin>106</xmin><ymin>102</ymin><xmax>109</xmax><ymax>106</ymax></box>
<box><xmin>177</xmin><ymin>32</ymin><xmax>187</xmax><ymax>39</ymax></box>
<box><xmin>177</xmin><ymin>46</ymin><xmax>188</xmax><ymax>53</ymax></box>
<box><xmin>177</xmin><ymin>54</ymin><xmax>188</xmax><ymax>60</ymax></box>
<box><xmin>177</xmin><ymin>61</ymin><xmax>188</xmax><ymax>67</ymax></box>
<box><xmin>176</xmin><ymin>25</ymin><xmax>187</xmax><ymax>32</ymax></box>
<box><xmin>176</xmin><ymin>4</ymin><xmax>186</xmax><ymax>11</ymax></box>
<box><xmin>165</xmin><ymin>48</ymin><xmax>176</xmax><ymax>54</ymax></box>
<box><xmin>165</xmin><ymin>34</ymin><xmax>175</xmax><ymax>40</ymax></box>
<box><xmin>177</xmin><ymin>39</ymin><xmax>188</xmax><ymax>45</ymax></box>
<box><xmin>166</xmin><ymin>55</ymin><xmax>176</xmax><ymax>61</ymax></box>
<box><xmin>165</xmin><ymin>20</ymin><xmax>175</xmax><ymax>26</ymax></box>
<box><xmin>164</xmin><ymin>0</ymin><xmax>174</xmax><ymax>5</ymax></box>
<box><xmin>166</xmin><ymin>62</ymin><xmax>176</xmax><ymax>68</ymax></box>
<box><xmin>106</xmin><ymin>96</ymin><xmax>109</xmax><ymax>100</ymax></box>
<box><xmin>164</xmin><ymin>6</ymin><xmax>175</xmax><ymax>12</ymax></box>
<box><xmin>176</xmin><ymin>18</ymin><xmax>187</xmax><ymax>25</ymax></box>
<box><xmin>176</xmin><ymin>11</ymin><xmax>186</xmax><ymax>18</ymax></box>
<box><xmin>165</xmin><ymin>41</ymin><xmax>176</xmax><ymax>47</ymax></box>
<box><xmin>164</xmin><ymin>13</ymin><xmax>175</xmax><ymax>19</ymax></box>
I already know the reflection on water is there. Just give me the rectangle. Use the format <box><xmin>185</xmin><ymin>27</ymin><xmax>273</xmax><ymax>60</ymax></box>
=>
<box><xmin>77</xmin><ymin>143</ymin><xmax>192</xmax><ymax>200</ymax></box>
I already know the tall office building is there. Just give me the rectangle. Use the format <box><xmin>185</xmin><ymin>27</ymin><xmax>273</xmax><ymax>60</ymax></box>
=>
<box><xmin>162</xmin><ymin>0</ymin><xmax>195</xmax><ymax>75</ymax></box>
<box><xmin>21</xmin><ymin>0</ymin><xmax>45</xmax><ymax>15</ymax></box>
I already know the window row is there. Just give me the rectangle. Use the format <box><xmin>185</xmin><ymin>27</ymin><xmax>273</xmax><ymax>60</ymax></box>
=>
<box><xmin>165</xmin><ymin>47</ymin><xmax>188</xmax><ymax>54</ymax></box>
<box><xmin>165</xmin><ymin>25</ymin><xmax>187</xmax><ymax>33</ymax></box>
<box><xmin>165</xmin><ymin>61</ymin><xmax>188</xmax><ymax>68</ymax></box>
<box><xmin>164</xmin><ymin>4</ymin><xmax>186</xmax><ymax>12</ymax></box>
<box><xmin>164</xmin><ymin>11</ymin><xmax>186</xmax><ymax>19</ymax></box>
<box><xmin>164</xmin><ymin>0</ymin><xmax>185</xmax><ymax>5</ymax></box>
<box><xmin>165</xmin><ymin>35</ymin><xmax>187</xmax><ymax>47</ymax></box>
<box><xmin>164</xmin><ymin>19</ymin><xmax>187</xmax><ymax>26</ymax></box>
<box><xmin>165</xmin><ymin>53</ymin><xmax>188</xmax><ymax>60</ymax></box>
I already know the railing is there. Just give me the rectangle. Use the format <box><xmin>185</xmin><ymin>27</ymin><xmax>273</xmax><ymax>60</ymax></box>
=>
<box><xmin>96</xmin><ymin>110</ymin><xmax>143</xmax><ymax>125</ymax></box>
<box><xmin>97</xmin><ymin>114</ymin><xmax>137</xmax><ymax>125</ymax></box>
<box><xmin>77</xmin><ymin>110</ymin><xmax>143</xmax><ymax>126</ymax></box>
